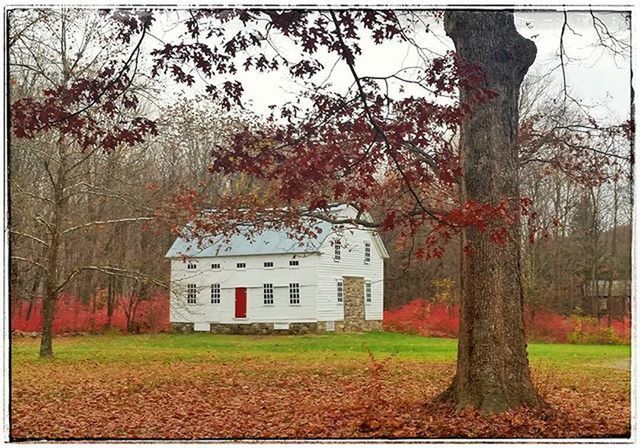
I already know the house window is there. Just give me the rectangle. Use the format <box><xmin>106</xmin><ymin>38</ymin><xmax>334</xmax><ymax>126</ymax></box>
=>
<box><xmin>365</xmin><ymin>281</ymin><xmax>372</xmax><ymax>303</ymax></box>
<box><xmin>211</xmin><ymin>263</ymin><xmax>220</xmax><ymax>270</ymax></box>
<box><xmin>187</xmin><ymin>284</ymin><xmax>197</xmax><ymax>304</ymax></box>
<box><xmin>289</xmin><ymin>259</ymin><xmax>299</xmax><ymax>267</ymax></box>
<box><xmin>264</xmin><ymin>261</ymin><xmax>274</xmax><ymax>268</ymax></box>
<box><xmin>337</xmin><ymin>280</ymin><xmax>344</xmax><ymax>304</ymax></box>
<box><xmin>187</xmin><ymin>261</ymin><xmax>197</xmax><ymax>270</ymax></box>
<box><xmin>289</xmin><ymin>283</ymin><xmax>300</xmax><ymax>305</ymax></box>
<box><xmin>236</xmin><ymin>262</ymin><xmax>246</xmax><ymax>269</ymax></box>
<box><xmin>263</xmin><ymin>283</ymin><xmax>274</xmax><ymax>305</ymax></box>
<box><xmin>364</xmin><ymin>242</ymin><xmax>371</xmax><ymax>264</ymax></box>
<box><xmin>210</xmin><ymin>284</ymin><xmax>220</xmax><ymax>304</ymax></box>
<box><xmin>334</xmin><ymin>241</ymin><xmax>341</xmax><ymax>262</ymax></box>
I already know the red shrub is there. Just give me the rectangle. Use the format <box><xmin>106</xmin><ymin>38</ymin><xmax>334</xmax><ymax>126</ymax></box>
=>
<box><xmin>383</xmin><ymin>299</ymin><xmax>459</xmax><ymax>338</ymax></box>
<box><xmin>611</xmin><ymin>318</ymin><xmax>632</xmax><ymax>342</ymax></box>
<box><xmin>524</xmin><ymin>309</ymin><xmax>575</xmax><ymax>343</ymax></box>
<box><xmin>384</xmin><ymin>298</ymin><xmax>630</xmax><ymax>344</ymax></box>
<box><xmin>11</xmin><ymin>292</ymin><xmax>170</xmax><ymax>334</ymax></box>
<box><xmin>382</xmin><ymin>299</ymin><xmax>425</xmax><ymax>335</ymax></box>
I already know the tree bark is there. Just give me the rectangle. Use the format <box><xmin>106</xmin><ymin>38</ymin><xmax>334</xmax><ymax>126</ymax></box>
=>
<box><xmin>25</xmin><ymin>277</ymin><xmax>40</xmax><ymax>321</ymax></box>
<box><xmin>440</xmin><ymin>10</ymin><xmax>541</xmax><ymax>412</ymax></box>
<box><xmin>107</xmin><ymin>275</ymin><xmax>115</xmax><ymax>328</ymax></box>
<box><xmin>40</xmin><ymin>202</ymin><xmax>62</xmax><ymax>358</ymax></box>
<box><xmin>606</xmin><ymin>181</ymin><xmax>618</xmax><ymax>325</ymax></box>
<box><xmin>39</xmin><ymin>145</ymin><xmax>67</xmax><ymax>358</ymax></box>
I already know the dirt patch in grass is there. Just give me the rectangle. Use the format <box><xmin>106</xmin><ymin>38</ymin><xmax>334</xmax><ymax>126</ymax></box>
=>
<box><xmin>604</xmin><ymin>358</ymin><xmax>631</xmax><ymax>371</ymax></box>
<box><xmin>11</xmin><ymin>356</ymin><xmax>630</xmax><ymax>440</ymax></box>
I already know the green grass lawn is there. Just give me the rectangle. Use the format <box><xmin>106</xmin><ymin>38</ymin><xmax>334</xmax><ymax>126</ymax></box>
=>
<box><xmin>11</xmin><ymin>330</ymin><xmax>630</xmax><ymax>370</ymax></box>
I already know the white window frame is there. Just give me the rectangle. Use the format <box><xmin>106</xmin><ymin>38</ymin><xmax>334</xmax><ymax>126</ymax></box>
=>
<box><xmin>365</xmin><ymin>281</ymin><xmax>372</xmax><ymax>304</ymax></box>
<box><xmin>334</xmin><ymin>241</ymin><xmax>341</xmax><ymax>262</ymax></box>
<box><xmin>211</xmin><ymin>263</ymin><xmax>221</xmax><ymax>271</ymax></box>
<box><xmin>187</xmin><ymin>260</ymin><xmax>197</xmax><ymax>270</ymax></box>
<box><xmin>337</xmin><ymin>280</ymin><xmax>344</xmax><ymax>304</ymax></box>
<box><xmin>264</xmin><ymin>261</ymin><xmax>274</xmax><ymax>269</ymax></box>
<box><xmin>364</xmin><ymin>241</ymin><xmax>371</xmax><ymax>264</ymax></box>
<box><xmin>289</xmin><ymin>283</ymin><xmax>300</xmax><ymax>305</ymax></box>
<box><xmin>289</xmin><ymin>259</ymin><xmax>299</xmax><ymax>267</ymax></box>
<box><xmin>236</xmin><ymin>262</ymin><xmax>247</xmax><ymax>270</ymax></box>
<box><xmin>187</xmin><ymin>284</ymin><xmax>197</xmax><ymax>304</ymax></box>
<box><xmin>210</xmin><ymin>284</ymin><xmax>221</xmax><ymax>304</ymax></box>
<box><xmin>263</xmin><ymin>283</ymin><xmax>274</xmax><ymax>305</ymax></box>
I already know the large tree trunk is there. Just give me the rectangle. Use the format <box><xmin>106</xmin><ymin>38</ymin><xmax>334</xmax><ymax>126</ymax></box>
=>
<box><xmin>440</xmin><ymin>10</ymin><xmax>541</xmax><ymax>412</ymax></box>
<box><xmin>25</xmin><ymin>277</ymin><xmax>40</xmax><ymax>321</ymax></box>
<box><xmin>39</xmin><ymin>148</ymin><xmax>66</xmax><ymax>358</ymax></box>
<box><xmin>40</xmin><ymin>285</ymin><xmax>56</xmax><ymax>357</ymax></box>
<box><xmin>41</xmin><ymin>225</ymin><xmax>61</xmax><ymax>358</ymax></box>
<box><xmin>107</xmin><ymin>276</ymin><xmax>116</xmax><ymax>328</ymax></box>
<box><xmin>606</xmin><ymin>181</ymin><xmax>618</xmax><ymax>325</ymax></box>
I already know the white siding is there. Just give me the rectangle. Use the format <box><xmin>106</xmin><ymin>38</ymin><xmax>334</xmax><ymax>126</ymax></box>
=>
<box><xmin>316</xmin><ymin>227</ymin><xmax>384</xmax><ymax>322</ymax></box>
<box><xmin>169</xmin><ymin>253</ymin><xmax>318</xmax><ymax>324</ymax></box>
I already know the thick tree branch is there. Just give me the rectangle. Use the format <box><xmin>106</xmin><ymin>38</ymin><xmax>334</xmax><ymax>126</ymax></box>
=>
<box><xmin>8</xmin><ymin>229</ymin><xmax>49</xmax><ymax>247</ymax></box>
<box><xmin>329</xmin><ymin>10</ymin><xmax>443</xmax><ymax>224</ymax></box>
<box><xmin>11</xmin><ymin>256</ymin><xmax>46</xmax><ymax>270</ymax></box>
<box><xmin>55</xmin><ymin>264</ymin><xmax>169</xmax><ymax>295</ymax></box>
<box><xmin>61</xmin><ymin>216</ymin><xmax>155</xmax><ymax>235</ymax></box>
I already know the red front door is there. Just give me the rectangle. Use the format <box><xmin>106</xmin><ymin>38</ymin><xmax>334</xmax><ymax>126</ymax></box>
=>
<box><xmin>235</xmin><ymin>287</ymin><xmax>247</xmax><ymax>318</ymax></box>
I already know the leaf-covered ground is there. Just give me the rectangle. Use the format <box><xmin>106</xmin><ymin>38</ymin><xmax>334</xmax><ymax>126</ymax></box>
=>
<box><xmin>11</xmin><ymin>333</ymin><xmax>631</xmax><ymax>440</ymax></box>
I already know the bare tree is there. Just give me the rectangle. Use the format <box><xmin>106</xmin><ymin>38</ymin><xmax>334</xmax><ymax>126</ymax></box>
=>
<box><xmin>9</xmin><ymin>9</ymin><xmax>158</xmax><ymax>357</ymax></box>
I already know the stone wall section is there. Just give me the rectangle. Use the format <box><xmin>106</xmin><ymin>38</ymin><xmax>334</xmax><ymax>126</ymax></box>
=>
<box><xmin>340</xmin><ymin>276</ymin><xmax>366</xmax><ymax>332</ymax></box>
<box><xmin>334</xmin><ymin>276</ymin><xmax>382</xmax><ymax>332</ymax></box>
<box><xmin>171</xmin><ymin>322</ymin><xmax>195</xmax><ymax>333</ymax></box>
<box><xmin>172</xmin><ymin>320</ymin><xmax>381</xmax><ymax>335</ymax></box>
<box><xmin>336</xmin><ymin>319</ymin><xmax>383</xmax><ymax>332</ymax></box>
<box><xmin>210</xmin><ymin>322</ymin><xmax>320</xmax><ymax>335</ymax></box>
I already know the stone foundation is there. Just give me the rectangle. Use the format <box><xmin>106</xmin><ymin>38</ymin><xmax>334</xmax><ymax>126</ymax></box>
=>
<box><xmin>336</xmin><ymin>319</ymin><xmax>383</xmax><ymax>332</ymax></box>
<box><xmin>171</xmin><ymin>322</ymin><xmax>195</xmax><ymax>333</ymax></box>
<box><xmin>286</xmin><ymin>323</ymin><xmax>321</xmax><ymax>334</ymax></box>
<box><xmin>209</xmin><ymin>322</ymin><xmax>321</xmax><ymax>335</ymax></box>
<box><xmin>172</xmin><ymin>320</ymin><xmax>381</xmax><ymax>335</ymax></box>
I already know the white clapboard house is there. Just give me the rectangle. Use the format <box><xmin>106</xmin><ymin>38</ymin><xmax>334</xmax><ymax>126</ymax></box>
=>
<box><xmin>165</xmin><ymin>204</ymin><xmax>388</xmax><ymax>333</ymax></box>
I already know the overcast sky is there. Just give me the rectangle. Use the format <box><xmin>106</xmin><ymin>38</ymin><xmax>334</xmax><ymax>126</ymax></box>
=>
<box><xmin>516</xmin><ymin>11</ymin><xmax>630</xmax><ymax>121</ymax></box>
<box><xmin>148</xmin><ymin>9</ymin><xmax>630</xmax><ymax>124</ymax></box>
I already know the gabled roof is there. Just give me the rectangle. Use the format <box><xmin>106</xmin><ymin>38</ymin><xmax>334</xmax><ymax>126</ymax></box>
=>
<box><xmin>165</xmin><ymin>220</ymin><xmax>333</xmax><ymax>258</ymax></box>
<box><xmin>164</xmin><ymin>204</ymin><xmax>389</xmax><ymax>259</ymax></box>
<box><xmin>371</xmin><ymin>232</ymin><xmax>389</xmax><ymax>259</ymax></box>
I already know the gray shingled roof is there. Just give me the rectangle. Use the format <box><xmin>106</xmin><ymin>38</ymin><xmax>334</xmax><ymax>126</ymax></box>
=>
<box><xmin>165</xmin><ymin>220</ymin><xmax>335</xmax><ymax>258</ymax></box>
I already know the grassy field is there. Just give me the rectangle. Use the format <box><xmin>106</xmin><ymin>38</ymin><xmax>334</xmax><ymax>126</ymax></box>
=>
<box><xmin>11</xmin><ymin>332</ymin><xmax>631</xmax><ymax>440</ymax></box>
<box><xmin>11</xmin><ymin>331</ymin><xmax>630</xmax><ymax>366</ymax></box>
